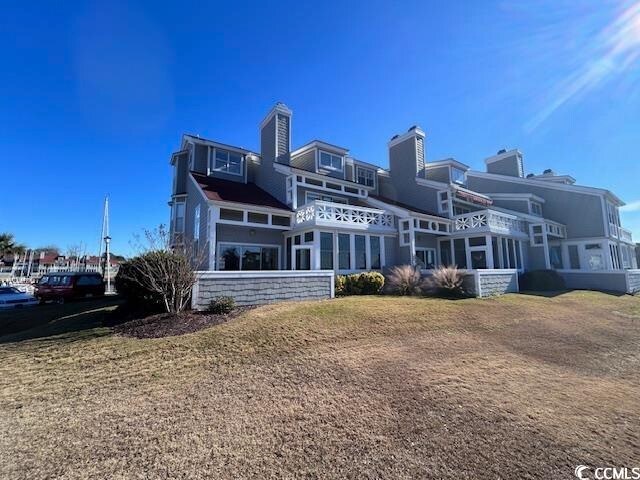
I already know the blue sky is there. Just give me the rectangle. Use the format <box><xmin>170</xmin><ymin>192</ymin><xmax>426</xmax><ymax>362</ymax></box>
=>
<box><xmin>1</xmin><ymin>0</ymin><xmax>639</xmax><ymax>256</ymax></box>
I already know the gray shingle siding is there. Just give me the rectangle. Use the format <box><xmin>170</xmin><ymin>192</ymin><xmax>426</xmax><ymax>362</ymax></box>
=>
<box><xmin>467</xmin><ymin>175</ymin><xmax>606</xmax><ymax>238</ymax></box>
<box><xmin>479</xmin><ymin>272</ymin><xmax>518</xmax><ymax>296</ymax></box>
<box><xmin>194</xmin><ymin>144</ymin><xmax>208</xmax><ymax>173</ymax></box>
<box><xmin>486</xmin><ymin>156</ymin><xmax>523</xmax><ymax>177</ymax></box>
<box><xmin>628</xmin><ymin>272</ymin><xmax>640</xmax><ymax>294</ymax></box>
<box><xmin>185</xmin><ymin>178</ymin><xmax>210</xmax><ymax>270</ymax></box>
<box><xmin>173</xmin><ymin>153</ymin><xmax>188</xmax><ymax>195</ymax></box>
<box><xmin>491</xmin><ymin>199</ymin><xmax>530</xmax><ymax>215</ymax></box>
<box><xmin>193</xmin><ymin>274</ymin><xmax>332</xmax><ymax>307</ymax></box>
<box><xmin>290</xmin><ymin>150</ymin><xmax>315</xmax><ymax>171</ymax></box>
<box><xmin>426</xmin><ymin>166</ymin><xmax>450</xmax><ymax>183</ymax></box>
<box><xmin>559</xmin><ymin>272</ymin><xmax>628</xmax><ymax>293</ymax></box>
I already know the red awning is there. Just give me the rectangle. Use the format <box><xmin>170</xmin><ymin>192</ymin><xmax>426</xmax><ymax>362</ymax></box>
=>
<box><xmin>455</xmin><ymin>189</ymin><xmax>493</xmax><ymax>206</ymax></box>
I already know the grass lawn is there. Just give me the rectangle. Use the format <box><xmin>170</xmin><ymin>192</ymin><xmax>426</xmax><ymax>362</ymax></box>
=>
<box><xmin>1</xmin><ymin>291</ymin><xmax>639</xmax><ymax>479</ymax></box>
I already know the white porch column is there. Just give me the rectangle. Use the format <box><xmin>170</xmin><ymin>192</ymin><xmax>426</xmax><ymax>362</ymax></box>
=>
<box><xmin>464</xmin><ymin>237</ymin><xmax>472</xmax><ymax>270</ymax></box>
<box><xmin>312</xmin><ymin>230</ymin><xmax>321</xmax><ymax>270</ymax></box>
<box><xmin>365</xmin><ymin>234</ymin><xmax>372</xmax><ymax>270</ymax></box>
<box><xmin>485</xmin><ymin>235</ymin><xmax>494</xmax><ymax>269</ymax></box>
<box><xmin>209</xmin><ymin>206</ymin><xmax>219</xmax><ymax>271</ymax></box>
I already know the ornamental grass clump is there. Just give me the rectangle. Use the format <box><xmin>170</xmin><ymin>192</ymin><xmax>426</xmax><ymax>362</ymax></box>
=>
<box><xmin>425</xmin><ymin>266</ymin><xmax>467</xmax><ymax>298</ymax></box>
<box><xmin>385</xmin><ymin>265</ymin><xmax>424</xmax><ymax>296</ymax></box>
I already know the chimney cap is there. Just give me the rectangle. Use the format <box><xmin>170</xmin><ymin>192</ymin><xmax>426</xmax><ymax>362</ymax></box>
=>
<box><xmin>408</xmin><ymin>125</ymin><xmax>422</xmax><ymax>132</ymax></box>
<box><xmin>543</xmin><ymin>168</ymin><xmax>555</xmax><ymax>175</ymax></box>
<box><xmin>497</xmin><ymin>148</ymin><xmax>507</xmax><ymax>154</ymax></box>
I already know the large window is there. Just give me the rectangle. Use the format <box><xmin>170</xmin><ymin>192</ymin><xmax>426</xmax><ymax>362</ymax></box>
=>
<box><xmin>568</xmin><ymin>245</ymin><xmax>580</xmax><ymax>269</ymax></box>
<box><xmin>451</xmin><ymin>167</ymin><xmax>466</xmax><ymax>185</ymax></box>
<box><xmin>454</xmin><ymin>239</ymin><xmax>467</xmax><ymax>268</ymax></box>
<box><xmin>218</xmin><ymin>244</ymin><xmax>279</xmax><ymax>270</ymax></box>
<box><xmin>338</xmin><ymin>234</ymin><xmax>350</xmax><ymax>270</ymax></box>
<box><xmin>319</xmin><ymin>151</ymin><xmax>343</xmax><ymax>171</ymax></box>
<box><xmin>356</xmin><ymin>167</ymin><xmax>375</xmax><ymax>187</ymax></box>
<box><xmin>354</xmin><ymin>235</ymin><xmax>367</xmax><ymax>269</ymax></box>
<box><xmin>320</xmin><ymin>233</ymin><xmax>334</xmax><ymax>270</ymax></box>
<box><xmin>549</xmin><ymin>246</ymin><xmax>563</xmax><ymax>269</ymax></box>
<box><xmin>415</xmin><ymin>248</ymin><xmax>436</xmax><ymax>269</ymax></box>
<box><xmin>212</xmin><ymin>148</ymin><xmax>242</xmax><ymax>175</ymax></box>
<box><xmin>370</xmin><ymin>236</ymin><xmax>381</xmax><ymax>269</ymax></box>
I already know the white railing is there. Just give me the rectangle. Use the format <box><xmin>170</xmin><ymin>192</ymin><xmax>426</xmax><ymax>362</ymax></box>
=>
<box><xmin>295</xmin><ymin>201</ymin><xmax>394</xmax><ymax>230</ymax></box>
<box><xmin>620</xmin><ymin>227</ymin><xmax>633</xmax><ymax>243</ymax></box>
<box><xmin>453</xmin><ymin>209</ymin><xmax>527</xmax><ymax>235</ymax></box>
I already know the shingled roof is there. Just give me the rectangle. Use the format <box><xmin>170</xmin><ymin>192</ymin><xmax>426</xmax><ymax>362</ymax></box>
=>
<box><xmin>191</xmin><ymin>172</ymin><xmax>291</xmax><ymax>211</ymax></box>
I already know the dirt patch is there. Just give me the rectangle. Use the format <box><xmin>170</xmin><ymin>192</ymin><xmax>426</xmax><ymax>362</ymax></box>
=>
<box><xmin>113</xmin><ymin>307</ymin><xmax>252</xmax><ymax>338</ymax></box>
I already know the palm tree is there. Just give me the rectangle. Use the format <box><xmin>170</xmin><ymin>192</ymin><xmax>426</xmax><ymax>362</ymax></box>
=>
<box><xmin>0</xmin><ymin>233</ymin><xmax>27</xmax><ymax>276</ymax></box>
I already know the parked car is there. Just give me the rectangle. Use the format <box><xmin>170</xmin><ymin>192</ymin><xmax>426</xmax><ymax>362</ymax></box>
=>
<box><xmin>0</xmin><ymin>286</ymin><xmax>39</xmax><ymax>309</ymax></box>
<box><xmin>36</xmin><ymin>272</ymin><xmax>105</xmax><ymax>303</ymax></box>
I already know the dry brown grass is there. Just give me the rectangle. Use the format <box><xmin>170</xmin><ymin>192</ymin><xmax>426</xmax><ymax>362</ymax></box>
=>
<box><xmin>1</xmin><ymin>291</ymin><xmax>639</xmax><ymax>479</ymax></box>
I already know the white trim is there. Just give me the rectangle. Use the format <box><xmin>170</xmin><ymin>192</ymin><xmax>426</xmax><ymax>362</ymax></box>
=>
<box><xmin>182</xmin><ymin>135</ymin><xmax>252</xmax><ymax>155</ymax></box>
<box><xmin>259</xmin><ymin>103</ymin><xmax>292</xmax><ymax>130</ymax></box>
<box><xmin>388</xmin><ymin>127</ymin><xmax>425</xmax><ymax>148</ymax></box>
<box><xmin>274</xmin><ymin>163</ymin><xmax>373</xmax><ymax>193</ymax></box>
<box><xmin>195</xmin><ymin>270</ymin><xmax>333</xmax><ymax>279</ymax></box>
<box><xmin>415</xmin><ymin>177</ymin><xmax>450</xmax><ymax>189</ymax></box>
<box><xmin>318</xmin><ymin>150</ymin><xmax>345</xmax><ymax>173</ymax></box>
<box><xmin>290</xmin><ymin>140</ymin><xmax>349</xmax><ymax>158</ymax></box>
<box><xmin>485</xmin><ymin>192</ymin><xmax>546</xmax><ymax>204</ymax></box>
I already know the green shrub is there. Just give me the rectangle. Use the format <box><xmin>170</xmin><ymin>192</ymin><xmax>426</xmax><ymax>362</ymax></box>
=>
<box><xmin>206</xmin><ymin>296</ymin><xmax>235</xmax><ymax>314</ymax></box>
<box><xmin>424</xmin><ymin>266</ymin><xmax>468</xmax><ymax>298</ymax></box>
<box><xmin>519</xmin><ymin>270</ymin><xmax>566</xmax><ymax>291</ymax></box>
<box><xmin>385</xmin><ymin>265</ymin><xmax>424</xmax><ymax>296</ymax></box>
<box><xmin>335</xmin><ymin>271</ymin><xmax>385</xmax><ymax>296</ymax></box>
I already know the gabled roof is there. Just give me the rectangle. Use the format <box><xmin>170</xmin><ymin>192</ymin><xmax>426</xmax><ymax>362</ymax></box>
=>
<box><xmin>190</xmin><ymin>172</ymin><xmax>291</xmax><ymax>211</ymax></box>
<box><xmin>368</xmin><ymin>194</ymin><xmax>445</xmax><ymax>218</ymax></box>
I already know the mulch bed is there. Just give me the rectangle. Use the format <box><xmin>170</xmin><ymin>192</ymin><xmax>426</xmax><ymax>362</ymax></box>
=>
<box><xmin>113</xmin><ymin>307</ymin><xmax>252</xmax><ymax>339</ymax></box>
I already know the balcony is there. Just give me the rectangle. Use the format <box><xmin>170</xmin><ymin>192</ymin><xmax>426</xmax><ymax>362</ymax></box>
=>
<box><xmin>453</xmin><ymin>209</ymin><xmax>528</xmax><ymax>237</ymax></box>
<box><xmin>611</xmin><ymin>223</ymin><xmax>634</xmax><ymax>243</ymax></box>
<box><xmin>294</xmin><ymin>201</ymin><xmax>395</xmax><ymax>232</ymax></box>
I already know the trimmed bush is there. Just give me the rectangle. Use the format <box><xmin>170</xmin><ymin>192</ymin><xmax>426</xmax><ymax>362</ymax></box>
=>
<box><xmin>424</xmin><ymin>266</ymin><xmax>468</xmax><ymax>298</ymax></box>
<box><xmin>519</xmin><ymin>269</ymin><xmax>566</xmax><ymax>291</ymax></box>
<box><xmin>335</xmin><ymin>271</ymin><xmax>385</xmax><ymax>296</ymax></box>
<box><xmin>385</xmin><ymin>265</ymin><xmax>424</xmax><ymax>296</ymax></box>
<box><xmin>206</xmin><ymin>296</ymin><xmax>235</xmax><ymax>314</ymax></box>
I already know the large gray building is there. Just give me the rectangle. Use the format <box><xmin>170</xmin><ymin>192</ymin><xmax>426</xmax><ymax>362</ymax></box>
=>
<box><xmin>169</xmin><ymin>103</ymin><xmax>638</xmax><ymax>295</ymax></box>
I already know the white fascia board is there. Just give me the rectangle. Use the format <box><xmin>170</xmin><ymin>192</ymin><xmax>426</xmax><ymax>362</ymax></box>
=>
<box><xmin>484</xmin><ymin>149</ymin><xmax>522</xmax><ymax>165</ymax></box>
<box><xmin>195</xmin><ymin>270</ymin><xmax>334</xmax><ymax>279</ymax></box>
<box><xmin>467</xmin><ymin>171</ymin><xmax>625</xmax><ymax>206</ymax></box>
<box><xmin>188</xmin><ymin>173</ymin><xmax>214</xmax><ymax>204</ymax></box>
<box><xmin>426</xmin><ymin>158</ymin><xmax>470</xmax><ymax>171</ymax></box>
<box><xmin>291</xmin><ymin>140</ymin><xmax>349</xmax><ymax>157</ymax></box>
<box><xmin>348</xmin><ymin>156</ymin><xmax>381</xmax><ymax>170</ymax></box>
<box><xmin>415</xmin><ymin>177</ymin><xmax>450</xmax><ymax>189</ymax></box>
<box><xmin>170</xmin><ymin>149</ymin><xmax>188</xmax><ymax>166</ymax></box>
<box><xmin>259</xmin><ymin>103</ymin><xmax>292</xmax><ymax>130</ymax></box>
<box><xmin>485</xmin><ymin>192</ymin><xmax>546</xmax><ymax>204</ymax></box>
<box><xmin>388</xmin><ymin>127</ymin><xmax>425</xmax><ymax>148</ymax></box>
<box><xmin>181</xmin><ymin>135</ymin><xmax>254</xmax><ymax>155</ymax></box>
<box><xmin>209</xmin><ymin>199</ymin><xmax>293</xmax><ymax>215</ymax></box>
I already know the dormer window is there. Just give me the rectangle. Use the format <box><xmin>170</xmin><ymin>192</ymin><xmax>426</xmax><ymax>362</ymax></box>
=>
<box><xmin>319</xmin><ymin>151</ymin><xmax>343</xmax><ymax>172</ymax></box>
<box><xmin>530</xmin><ymin>201</ymin><xmax>543</xmax><ymax>216</ymax></box>
<box><xmin>211</xmin><ymin>148</ymin><xmax>243</xmax><ymax>176</ymax></box>
<box><xmin>356</xmin><ymin>167</ymin><xmax>375</xmax><ymax>187</ymax></box>
<box><xmin>451</xmin><ymin>167</ymin><xmax>466</xmax><ymax>185</ymax></box>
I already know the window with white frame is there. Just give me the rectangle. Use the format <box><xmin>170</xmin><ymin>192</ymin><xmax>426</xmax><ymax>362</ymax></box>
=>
<box><xmin>356</xmin><ymin>167</ymin><xmax>375</xmax><ymax>187</ymax></box>
<box><xmin>217</xmin><ymin>243</ymin><xmax>279</xmax><ymax>271</ymax></box>
<box><xmin>530</xmin><ymin>201</ymin><xmax>543</xmax><ymax>216</ymax></box>
<box><xmin>451</xmin><ymin>167</ymin><xmax>466</xmax><ymax>185</ymax></box>
<box><xmin>211</xmin><ymin>148</ymin><xmax>242</xmax><ymax>175</ymax></box>
<box><xmin>319</xmin><ymin>151</ymin><xmax>343</xmax><ymax>171</ymax></box>
<box><xmin>438</xmin><ymin>191</ymin><xmax>449</xmax><ymax>215</ymax></box>
<box><xmin>193</xmin><ymin>205</ymin><xmax>201</xmax><ymax>256</ymax></box>
<box><xmin>531</xmin><ymin>225</ymin><xmax>544</xmax><ymax>245</ymax></box>
<box><xmin>173</xmin><ymin>201</ymin><xmax>186</xmax><ymax>233</ymax></box>
<box><xmin>415</xmin><ymin>248</ymin><xmax>436</xmax><ymax>269</ymax></box>
<box><xmin>305</xmin><ymin>192</ymin><xmax>348</xmax><ymax>205</ymax></box>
